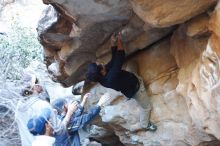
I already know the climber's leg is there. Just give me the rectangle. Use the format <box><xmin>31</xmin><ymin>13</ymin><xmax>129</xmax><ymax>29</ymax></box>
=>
<box><xmin>125</xmin><ymin>60</ymin><xmax>157</xmax><ymax>131</ymax></box>
<box><xmin>135</xmin><ymin>78</ymin><xmax>157</xmax><ymax>131</ymax></box>
<box><xmin>134</xmin><ymin>78</ymin><xmax>151</xmax><ymax>128</ymax></box>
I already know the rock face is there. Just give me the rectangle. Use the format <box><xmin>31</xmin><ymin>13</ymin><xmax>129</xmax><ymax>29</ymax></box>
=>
<box><xmin>38</xmin><ymin>0</ymin><xmax>220</xmax><ymax>145</ymax></box>
<box><xmin>129</xmin><ymin>0</ymin><xmax>217</xmax><ymax>27</ymax></box>
<box><xmin>38</xmin><ymin>0</ymin><xmax>173</xmax><ymax>87</ymax></box>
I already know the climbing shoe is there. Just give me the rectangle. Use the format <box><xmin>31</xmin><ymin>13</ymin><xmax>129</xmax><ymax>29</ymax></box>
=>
<box><xmin>146</xmin><ymin>121</ymin><xmax>157</xmax><ymax>132</ymax></box>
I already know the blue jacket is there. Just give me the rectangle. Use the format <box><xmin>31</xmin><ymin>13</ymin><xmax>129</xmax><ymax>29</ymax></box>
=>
<box><xmin>54</xmin><ymin>105</ymin><xmax>101</xmax><ymax>146</ymax></box>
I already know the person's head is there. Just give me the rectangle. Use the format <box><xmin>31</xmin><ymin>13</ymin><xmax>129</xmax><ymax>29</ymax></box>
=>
<box><xmin>20</xmin><ymin>77</ymin><xmax>38</xmax><ymax>97</ymax></box>
<box><xmin>32</xmin><ymin>84</ymin><xmax>43</xmax><ymax>94</ymax></box>
<box><xmin>27</xmin><ymin>108</ymin><xmax>53</xmax><ymax>136</ymax></box>
<box><xmin>85</xmin><ymin>63</ymin><xmax>106</xmax><ymax>82</ymax></box>
<box><xmin>51</xmin><ymin>98</ymin><xmax>68</xmax><ymax>115</ymax></box>
<box><xmin>23</xmin><ymin>73</ymin><xmax>38</xmax><ymax>89</ymax></box>
<box><xmin>20</xmin><ymin>84</ymin><xmax>43</xmax><ymax>96</ymax></box>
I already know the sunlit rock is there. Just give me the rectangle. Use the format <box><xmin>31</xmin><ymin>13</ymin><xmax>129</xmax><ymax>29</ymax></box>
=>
<box><xmin>129</xmin><ymin>0</ymin><xmax>217</xmax><ymax>27</ymax></box>
<box><xmin>37</xmin><ymin>0</ymin><xmax>220</xmax><ymax>145</ymax></box>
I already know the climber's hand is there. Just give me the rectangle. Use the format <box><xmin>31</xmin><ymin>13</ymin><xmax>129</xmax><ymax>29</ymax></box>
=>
<box><xmin>117</xmin><ymin>32</ymin><xmax>124</xmax><ymax>51</ymax></box>
<box><xmin>111</xmin><ymin>33</ymin><xmax>117</xmax><ymax>47</ymax></box>
<box><xmin>97</xmin><ymin>92</ymin><xmax>112</xmax><ymax>107</ymax></box>
<box><xmin>80</xmin><ymin>93</ymin><xmax>90</xmax><ymax>107</ymax></box>
<box><xmin>67</xmin><ymin>101</ymin><xmax>78</xmax><ymax>114</ymax></box>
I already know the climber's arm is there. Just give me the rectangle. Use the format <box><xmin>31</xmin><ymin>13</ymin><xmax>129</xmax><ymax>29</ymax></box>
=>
<box><xmin>105</xmin><ymin>46</ymin><xmax>117</xmax><ymax>70</ymax></box>
<box><xmin>67</xmin><ymin>106</ymin><xmax>101</xmax><ymax>132</ymax></box>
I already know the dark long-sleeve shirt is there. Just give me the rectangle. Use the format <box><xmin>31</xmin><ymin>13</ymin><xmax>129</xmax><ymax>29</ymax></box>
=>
<box><xmin>99</xmin><ymin>47</ymin><xmax>139</xmax><ymax>98</ymax></box>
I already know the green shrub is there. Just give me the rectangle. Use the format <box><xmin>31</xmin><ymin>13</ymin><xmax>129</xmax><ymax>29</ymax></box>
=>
<box><xmin>0</xmin><ymin>21</ymin><xmax>42</xmax><ymax>80</ymax></box>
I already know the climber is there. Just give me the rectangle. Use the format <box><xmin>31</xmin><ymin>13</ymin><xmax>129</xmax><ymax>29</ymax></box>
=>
<box><xmin>51</xmin><ymin>92</ymin><xmax>112</xmax><ymax>146</ymax></box>
<box><xmin>27</xmin><ymin>101</ymin><xmax>77</xmax><ymax>146</ymax></box>
<box><xmin>85</xmin><ymin>33</ymin><xmax>157</xmax><ymax>131</ymax></box>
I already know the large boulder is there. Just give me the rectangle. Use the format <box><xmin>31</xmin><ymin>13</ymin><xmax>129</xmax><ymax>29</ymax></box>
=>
<box><xmin>170</xmin><ymin>23</ymin><xmax>209</xmax><ymax>68</ymax></box>
<box><xmin>82</xmin><ymin>39</ymin><xmax>215</xmax><ymax>146</ymax></box>
<box><xmin>37</xmin><ymin>0</ymin><xmax>220</xmax><ymax>146</ymax></box>
<box><xmin>129</xmin><ymin>0</ymin><xmax>217</xmax><ymax>27</ymax></box>
<box><xmin>176</xmin><ymin>2</ymin><xmax>220</xmax><ymax>140</ymax></box>
<box><xmin>168</xmin><ymin>0</ymin><xmax>220</xmax><ymax>142</ymax></box>
<box><xmin>38</xmin><ymin>0</ymin><xmax>131</xmax><ymax>87</ymax></box>
<box><xmin>186</xmin><ymin>13</ymin><xmax>210</xmax><ymax>38</ymax></box>
<box><xmin>38</xmin><ymin>0</ymin><xmax>174</xmax><ymax>87</ymax></box>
